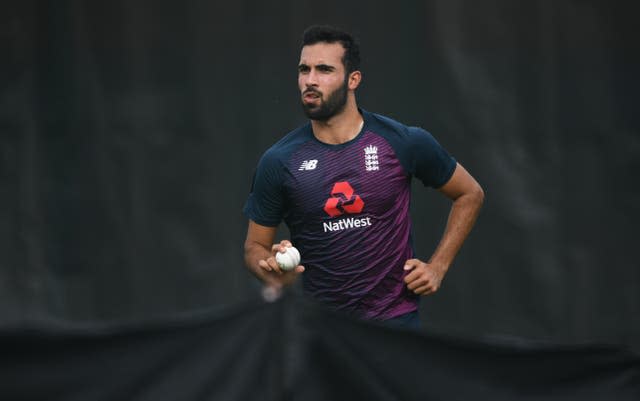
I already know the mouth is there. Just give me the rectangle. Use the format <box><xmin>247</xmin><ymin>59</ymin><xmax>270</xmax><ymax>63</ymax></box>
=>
<box><xmin>303</xmin><ymin>90</ymin><xmax>321</xmax><ymax>103</ymax></box>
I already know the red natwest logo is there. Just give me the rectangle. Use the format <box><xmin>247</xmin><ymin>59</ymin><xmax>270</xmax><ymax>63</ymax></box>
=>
<box><xmin>323</xmin><ymin>181</ymin><xmax>364</xmax><ymax>217</ymax></box>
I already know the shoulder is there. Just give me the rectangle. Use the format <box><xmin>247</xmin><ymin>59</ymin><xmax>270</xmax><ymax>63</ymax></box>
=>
<box><xmin>362</xmin><ymin>110</ymin><xmax>455</xmax><ymax>186</ymax></box>
<box><xmin>259</xmin><ymin>123</ymin><xmax>313</xmax><ymax>167</ymax></box>
<box><xmin>364</xmin><ymin>110</ymin><xmax>442</xmax><ymax>149</ymax></box>
<box><xmin>365</xmin><ymin>110</ymin><xmax>434</xmax><ymax>141</ymax></box>
<box><xmin>364</xmin><ymin>110</ymin><xmax>411</xmax><ymax>137</ymax></box>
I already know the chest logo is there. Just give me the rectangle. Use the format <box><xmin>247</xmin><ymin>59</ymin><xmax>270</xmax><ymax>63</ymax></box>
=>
<box><xmin>298</xmin><ymin>159</ymin><xmax>318</xmax><ymax>171</ymax></box>
<box><xmin>323</xmin><ymin>181</ymin><xmax>364</xmax><ymax>217</ymax></box>
<box><xmin>364</xmin><ymin>145</ymin><xmax>379</xmax><ymax>171</ymax></box>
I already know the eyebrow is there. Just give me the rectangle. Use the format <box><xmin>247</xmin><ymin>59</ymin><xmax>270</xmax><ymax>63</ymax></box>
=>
<box><xmin>316</xmin><ymin>64</ymin><xmax>336</xmax><ymax>71</ymax></box>
<box><xmin>298</xmin><ymin>63</ymin><xmax>336</xmax><ymax>71</ymax></box>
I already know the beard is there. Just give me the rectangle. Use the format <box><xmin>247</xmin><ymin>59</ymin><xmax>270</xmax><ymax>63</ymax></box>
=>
<box><xmin>301</xmin><ymin>78</ymin><xmax>349</xmax><ymax>121</ymax></box>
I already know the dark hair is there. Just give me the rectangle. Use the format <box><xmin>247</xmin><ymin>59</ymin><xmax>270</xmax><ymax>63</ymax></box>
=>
<box><xmin>302</xmin><ymin>25</ymin><xmax>361</xmax><ymax>74</ymax></box>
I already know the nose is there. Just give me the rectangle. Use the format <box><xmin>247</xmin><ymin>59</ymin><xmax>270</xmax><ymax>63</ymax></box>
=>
<box><xmin>304</xmin><ymin>69</ymin><xmax>319</xmax><ymax>87</ymax></box>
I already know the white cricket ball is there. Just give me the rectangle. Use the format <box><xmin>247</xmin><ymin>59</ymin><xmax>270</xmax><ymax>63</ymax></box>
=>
<box><xmin>275</xmin><ymin>246</ymin><xmax>301</xmax><ymax>271</ymax></box>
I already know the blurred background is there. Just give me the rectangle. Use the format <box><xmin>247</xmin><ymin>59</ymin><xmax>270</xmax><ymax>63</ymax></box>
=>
<box><xmin>1</xmin><ymin>0</ymin><xmax>638</xmax><ymax>352</ymax></box>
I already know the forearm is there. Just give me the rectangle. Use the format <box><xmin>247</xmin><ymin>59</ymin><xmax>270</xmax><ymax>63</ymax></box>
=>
<box><xmin>244</xmin><ymin>240</ymin><xmax>273</xmax><ymax>283</ymax></box>
<box><xmin>429</xmin><ymin>188</ymin><xmax>484</xmax><ymax>270</ymax></box>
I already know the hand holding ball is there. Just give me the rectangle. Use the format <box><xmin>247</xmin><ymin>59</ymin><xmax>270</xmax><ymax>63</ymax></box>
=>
<box><xmin>275</xmin><ymin>246</ymin><xmax>301</xmax><ymax>271</ymax></box>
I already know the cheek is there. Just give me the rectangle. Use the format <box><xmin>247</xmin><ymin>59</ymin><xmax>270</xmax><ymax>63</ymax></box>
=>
<box><xmin>323</xmin><ymin>80</ymin><xmax>342</xmax><ymax>96</ymax></box>
<box><xmin>326</xmin><ymin>75</ymin><xmax>346</xmax><ymax>89</ymax></box>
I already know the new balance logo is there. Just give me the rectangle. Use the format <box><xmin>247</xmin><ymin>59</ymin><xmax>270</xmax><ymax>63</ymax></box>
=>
<box><xmin>298</xmin><ymin>159</ymin><xmax>318</xmax><ymax>171</ymax></box>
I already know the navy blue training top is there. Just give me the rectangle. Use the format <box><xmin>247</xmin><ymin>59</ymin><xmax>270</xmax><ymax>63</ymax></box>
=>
<box><xmin>243</xmin><ymin>110</ymin><xmax>456</xmax><ymax>320</ymax></box>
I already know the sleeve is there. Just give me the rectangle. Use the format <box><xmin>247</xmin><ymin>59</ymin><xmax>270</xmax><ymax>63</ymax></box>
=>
<box><xmin>407</xmin><ymin>127</ymin><xmax>457</xmax><ymax>188</ymax></box>
<box><xmin>242</xmin><ymin>150</ymin><xmax>286</xmax><ymax>227</ymax></box>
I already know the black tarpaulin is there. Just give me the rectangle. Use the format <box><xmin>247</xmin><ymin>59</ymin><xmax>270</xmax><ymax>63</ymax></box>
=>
<box><xmin>1</xmin><ymin>293</ymin><xmax>638</xmax><ymax>401</ymax></box>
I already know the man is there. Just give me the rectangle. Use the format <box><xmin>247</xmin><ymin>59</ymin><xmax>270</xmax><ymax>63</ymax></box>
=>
<box><xmin>243</xmin><ymin>25</ymin><xmax>484</xmax><ymax>326</ymax></box>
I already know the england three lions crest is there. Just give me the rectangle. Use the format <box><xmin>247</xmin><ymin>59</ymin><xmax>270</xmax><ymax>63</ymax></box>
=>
<box><xmin>364</xmin><ymin>145</ymin><xmax>379</xmax><ymax>171</ymax></box>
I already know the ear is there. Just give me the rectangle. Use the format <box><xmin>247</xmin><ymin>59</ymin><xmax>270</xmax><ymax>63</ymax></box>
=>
<box><xmin>348</xmin><ymin>70</ymin><xmax>362</xmax><ymax>90</ymax></box>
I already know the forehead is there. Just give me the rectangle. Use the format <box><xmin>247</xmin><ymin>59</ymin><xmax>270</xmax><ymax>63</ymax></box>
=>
<box><xmin>299</xmin><ymin>42</ymin><xmax>345</xmax><ymax>67</ymax></box>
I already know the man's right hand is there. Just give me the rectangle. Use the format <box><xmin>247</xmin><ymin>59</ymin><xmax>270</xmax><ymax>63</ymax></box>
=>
<box><xmin>257</xmin><ymin>240</ymin><xmax>305</xmax><ymax>289</ymax></box>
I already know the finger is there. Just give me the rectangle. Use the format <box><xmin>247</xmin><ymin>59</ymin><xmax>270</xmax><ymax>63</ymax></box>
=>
<box><xmin>406</xmin><ymin>277</ymin><xmax>429</xmax><ymax>291</ymax></box>
<box><xmin>404</xmin><ymin>267</ymin><xmax>426</xmax><ymax>284</ymax></box>
<box><xmin>409</xmin><ymin>279</ymin><xmax>434</xmax><ymax>293</ymax></box>
<box><xmin>259</xmin><ymin>259</ymin><xmax>274</xmax><ymax>272</ymax></box>
<box><xmin>403</xmin><ymin>269</ymin><xmax>416</xmax><ymax>283</ymax></box>
<box><xmin>260</xmin><ymin>258</ymin><xmax>282</xmax><ymax>273</ymax></box>
<box><xmin>417</xmin><ymin>282</ymin><xmax>440</xmax><ymax>295</ymax></box>
<box><xmin>403</xmin><ymin>259</ymin><xmax>419</xmax><ymax>271</ymax></box>
<box><xmin>271</xmin><ymin>241</ymin><xmax>293</xmax><ymax>254</ymax></box>
<box><xmin>282</xmin><ymin>264</ymin><xmax>305</xmax><ymax>275</ymax></box>
<box><xmin>276</xmin><ymin>263</ymin><xmax>304</xmax><ymax>276</ymax></box>
<box><xmin>413</xmin><ymin>285</ymin><xmax>431</xmax><ymax>295</ymax></box>
<box><xmin>267</xmin><ymin>256</ymin><xmax>287</xmax><ymax>274</ymax></box>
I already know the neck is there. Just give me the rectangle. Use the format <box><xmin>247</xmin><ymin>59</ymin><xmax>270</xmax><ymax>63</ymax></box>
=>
<box><xmin>310</xmin><ymin>100</ymin><xmax>363</xmax><ymax>145</ymax></box>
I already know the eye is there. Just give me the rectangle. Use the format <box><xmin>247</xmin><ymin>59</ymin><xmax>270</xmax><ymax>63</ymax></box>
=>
<box><xmin>298</xmin><ymin>65</ymin><xmax>310</xmax><ymax>73</ymax></box>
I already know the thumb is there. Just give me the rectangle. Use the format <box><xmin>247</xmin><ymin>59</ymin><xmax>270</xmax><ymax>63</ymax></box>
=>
<box><xmin>404</xmin><ymin>258</ymin><xmax>422</xmax><ymax>271</ymax></box>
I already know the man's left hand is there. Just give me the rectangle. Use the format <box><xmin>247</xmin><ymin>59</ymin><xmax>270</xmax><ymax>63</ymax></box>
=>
<box><xmin>403</xmin><ymin>259</ymin><xmax>447</xmax><ymax>295</ymax></box>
